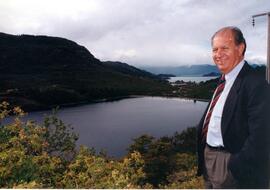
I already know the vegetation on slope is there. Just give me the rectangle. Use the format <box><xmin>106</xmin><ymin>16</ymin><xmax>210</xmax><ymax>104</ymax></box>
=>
<box><xmin>0</xmin><ymin>33</ymin><xmax>173</xmax><ymax>111</ymax></box>
<box><xmin>0</xmin><ymin>102</ymin><xmax>203</xmax><ymax>188</ymax></box>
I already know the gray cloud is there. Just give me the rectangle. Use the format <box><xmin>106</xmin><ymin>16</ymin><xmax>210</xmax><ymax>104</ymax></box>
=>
<box><xmin>0</xmin><ymin>0</ymin><xmax>269</xmax><ymax>66</ymax></box>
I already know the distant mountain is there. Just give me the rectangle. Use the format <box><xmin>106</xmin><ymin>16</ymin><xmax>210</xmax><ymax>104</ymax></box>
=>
<box><xmin>157</xmin><ymin>74</ymin><xmax>176</xmax><ymax>80</ymax></box>
<box><xmin>102</xmin><ymin>61</ymin><xmax>156</xmax><ymax>78</ymax></box>
<box><xmin>0</xmin><ymin>32</ymin><xmax>172</xmax><ymax>110</ymax></box>
<box><xmin>140</xmin><ymin>65</ymin><xmax>220</xmax><ymax>76</ymax></box>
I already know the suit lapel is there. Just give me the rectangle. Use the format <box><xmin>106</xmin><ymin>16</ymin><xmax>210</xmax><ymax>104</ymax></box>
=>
<box><xmin>221</xmin><ymin>62</ymin><xmax>250</xmax><ymax>136</ymax></box>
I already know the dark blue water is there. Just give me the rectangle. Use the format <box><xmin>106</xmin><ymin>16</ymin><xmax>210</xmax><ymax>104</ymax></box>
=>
<box><xmin>3</xmin><ymin>97</ymin><xmax>208</xmax><ymax>157</ymax></box>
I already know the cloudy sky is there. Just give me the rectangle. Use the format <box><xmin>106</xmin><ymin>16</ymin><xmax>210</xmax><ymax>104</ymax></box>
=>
<box><xmin>0</xmin><ymin>0</ymin><xmax>269</xmax><ymax>67</ymax></box>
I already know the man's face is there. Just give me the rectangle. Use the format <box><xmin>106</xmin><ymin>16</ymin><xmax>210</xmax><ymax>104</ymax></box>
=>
<box><xmin>212</xmin><ymin>30</ymin><xmax>244</xmax><ymax>74</ymax></box>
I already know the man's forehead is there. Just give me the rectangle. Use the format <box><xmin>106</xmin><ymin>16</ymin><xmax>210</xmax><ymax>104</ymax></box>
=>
<box><xmin>213</xmin><ymin>30</ymin><xmax>234</xmax><ymax>41</ymax></box>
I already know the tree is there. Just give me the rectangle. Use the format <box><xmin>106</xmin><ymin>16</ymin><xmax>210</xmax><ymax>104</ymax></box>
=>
<box><xmin>0</xmin><ymin>101</ymin><xmax>149</xmax><ymax>188</ymax></box>
<box><xmin>172</xmin><ymin>127</ymin><xmax>197</xmax><ymax>154</ymax></box>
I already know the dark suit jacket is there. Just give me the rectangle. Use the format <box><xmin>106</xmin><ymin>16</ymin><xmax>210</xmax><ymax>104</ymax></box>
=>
<box><xmin>197</xmin><ymin>62</ymin><xmax>270</xmax><ymax>188</ymax></box>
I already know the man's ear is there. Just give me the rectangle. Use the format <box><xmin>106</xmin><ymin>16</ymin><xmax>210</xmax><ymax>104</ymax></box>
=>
<box><xmin>238</xmin><ymin>43</ymin><xmax>245</xmax><ymax>56</ymax></box>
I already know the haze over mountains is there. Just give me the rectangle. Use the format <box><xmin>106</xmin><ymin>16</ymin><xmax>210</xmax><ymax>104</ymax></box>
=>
<box><xmin>141</xmin><ymin>63</ymin><xmax>265</xmax><ymax>77</ymax></box>
<box><xmin>140</xmin><ymin>65</ymin><xmax>220</xmax><ymax>76</ymax></box>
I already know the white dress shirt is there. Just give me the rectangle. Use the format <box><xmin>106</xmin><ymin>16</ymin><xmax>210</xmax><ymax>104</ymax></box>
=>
<box><xmin>206</xmin><ymin>59</ymin><xmax>245</xmax><ymax>147</ymax></box>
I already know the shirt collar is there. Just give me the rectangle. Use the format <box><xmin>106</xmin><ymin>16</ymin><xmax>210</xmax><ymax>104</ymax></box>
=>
<box><xmin>225</xmin><ymin>59</ymin><xmax>245</xmax><ymax>81</ymax></box>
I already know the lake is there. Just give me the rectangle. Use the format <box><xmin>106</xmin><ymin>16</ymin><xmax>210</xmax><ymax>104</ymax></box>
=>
<box><xmin>3</xmin><ymin>97</ymin><xmax>208</xmax><ymax>158</ymax></box>
<box><xmin>169</xmin><ymin>76</ymin><xmax>218</xmax><ymax>83</ymax></box>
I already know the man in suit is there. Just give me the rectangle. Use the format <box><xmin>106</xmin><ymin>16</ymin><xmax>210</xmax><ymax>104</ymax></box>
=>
<box><xmin>197</xmin><ymin>26</ymin><xmax>270</xmax><ymax>188</ymax></box>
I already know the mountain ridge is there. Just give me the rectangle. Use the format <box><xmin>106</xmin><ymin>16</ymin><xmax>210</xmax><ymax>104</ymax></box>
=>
<box><xmin>0</xmin><ymin>32</ymin><xmax>172</xmax><ymax>111</ymax></box>
<box><xmin>140</xmin><ymin>64</ymin><xmax>220</xmax><ymax>76</ymax></box>
<box><xmin>140</xmin><ymin>63</ymin><xmax>266</xmax><ymax>76</ymax></box>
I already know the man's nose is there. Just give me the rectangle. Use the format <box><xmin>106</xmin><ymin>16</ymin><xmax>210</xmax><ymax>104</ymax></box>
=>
<box><xmin>214</xmin><ymin>49</ymin><xmax>222</xmax><ymax>58</ymax></box>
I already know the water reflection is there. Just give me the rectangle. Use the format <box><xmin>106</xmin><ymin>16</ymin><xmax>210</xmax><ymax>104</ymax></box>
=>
<box><xmin>3</xmin><ymin>97</ymin><xmax>208</xmax><ymax>157</ymax></box>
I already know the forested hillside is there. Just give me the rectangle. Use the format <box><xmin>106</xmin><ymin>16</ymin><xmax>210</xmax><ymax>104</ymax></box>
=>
<box><xmin>0</xmin><ymin>32</ymin><xmax>173</xmax><ymax>111</ymax></box>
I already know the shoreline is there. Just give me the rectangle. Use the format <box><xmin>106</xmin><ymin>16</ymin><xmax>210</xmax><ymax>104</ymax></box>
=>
<box><xmin>18</xmin><ymin>95</ymin><xmax>210</xmax><ymax>113</ymax></box>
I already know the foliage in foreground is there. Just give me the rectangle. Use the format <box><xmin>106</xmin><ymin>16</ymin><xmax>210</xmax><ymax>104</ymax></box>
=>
<box><xmin>128</xmin><ymin>128</ymin><xmax>203</xmax><ymax>188</ymax></box>
<box><xmin>0</xmin><ymin>101</ymin><xmax>203</xmax><ymax>188</ymax></box>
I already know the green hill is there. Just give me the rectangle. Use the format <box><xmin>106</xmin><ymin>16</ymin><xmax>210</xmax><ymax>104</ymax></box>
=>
<box><xmin>0</xmin><ymin>32</ymin><xmax>173</xmax><ymax>111</ymax></box>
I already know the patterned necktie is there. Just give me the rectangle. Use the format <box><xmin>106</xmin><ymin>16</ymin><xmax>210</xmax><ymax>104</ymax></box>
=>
<box><xmin>201</xmin><ymin>74</ymin><xmax>226</xmax><ymax>142</ymax></box>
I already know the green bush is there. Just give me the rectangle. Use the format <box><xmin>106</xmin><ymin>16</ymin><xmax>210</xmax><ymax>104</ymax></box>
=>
<box><xmin>0</xmin><ymin>102</ymin><xmax>149</xmax><ymax>188</ymax></box>
<box><xmin>0</xmin><ymin>101</ymin><xmax>203</xmax><ymax>188</ymax></box>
